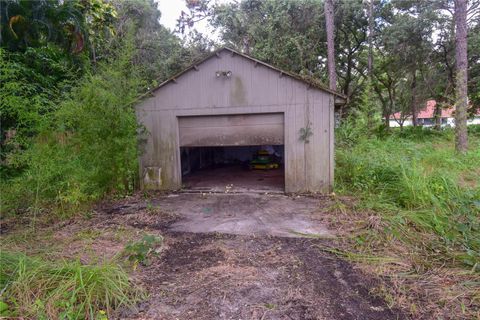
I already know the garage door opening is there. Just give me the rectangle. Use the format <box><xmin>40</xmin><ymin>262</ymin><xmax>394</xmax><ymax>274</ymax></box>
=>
<box><xmin>181</xmin><ymin>145</ymin><xmax>284</xmax><ymax>192</ymax></box>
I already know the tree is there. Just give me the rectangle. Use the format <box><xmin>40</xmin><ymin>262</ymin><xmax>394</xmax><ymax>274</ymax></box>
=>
<box><xmin>0</xmin><ymin>0</ymin><xmax>85</xmax><ymax>52</ymax></box>
<box><xmin>324</xmin><ymin>0</ymin><xmax>336</xmax><ymax>90</ymax></box>
<box><xmin>371</xmin><ymin>50</ymin><xmax>404</xmax><ymax>129</ymax></box>
<box><xmin>110</xmin><ymin>0</ymin><xmax>191</xmax><ymax>84</ymax></box>
<box><xmin>334</xmin><ymin>0</ymin><xmax>368</xmax><ymax>116</ymax></box>
<box><xmin>367</xmin><ymin>0</ymin><xmax>374</xmax><ymax>77</ymax></box>
<box><xmin>454</xmin><ymin>0</ymin><xmax>468</xmax><ymax>152</ymax></box>
<box><xmin>468</xmin><ymin>18</ymin><xmax>480</xmax><ymax>111</ymax></box>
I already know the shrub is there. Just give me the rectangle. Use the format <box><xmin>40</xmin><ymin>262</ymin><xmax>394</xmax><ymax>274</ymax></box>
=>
<box><xmin>468</xmin><ymin>124</ymin><xmax>480</xmax><ymax>136</ymax></box>
<box><xmin>1</xmin><ymin>37</ymin><xmax>144</xmax><ymax>216</ymax></box>
<box><xmin>0</xmin><ymin>46</ymin><xmax>79</xmax><ymax>180</ymax></box>
<box><xmin>393</xmin><ymin>125</ymin><xmax>448</xmax><ymax>141</ymax></box>
<box><xmin>0</xmin><ymin>251</ymin><xmax>143</xmax><ymax>319</ymax></box>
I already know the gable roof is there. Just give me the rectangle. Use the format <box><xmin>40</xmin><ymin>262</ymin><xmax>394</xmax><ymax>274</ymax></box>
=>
<box><xmin>417</xmin><ymin>100</ymin><xmax>454</xmax><ymax>118</ymax></box>
<box><xmin>390</xmin><ymin>100</ymin><xmax>450</xmax><ymax>119</ymax></box>
<box><xmin>390</xmin><ymin>100</ymin><xmax>480</xmax><ymax>120</ymax></box>
<box><xmin>146</xmin><ymin>47</ymin><xmax>347</xmax><ymax>103</ymax></box>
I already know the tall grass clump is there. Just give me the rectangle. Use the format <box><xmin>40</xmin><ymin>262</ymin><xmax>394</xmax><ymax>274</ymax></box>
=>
<box><xmin>335</xmin><ymin>126</ymin><xmax>480</xmax><ymax>269</ymax></box>
<box><xmin>1</xmin><ymin>35</ymin><xmax>145</xmax><ymax>216</ymax></box>
<box><xmin>0</xmin><ymin>251</ymin><xmax>143</xmax><ymax>319</ymax></box>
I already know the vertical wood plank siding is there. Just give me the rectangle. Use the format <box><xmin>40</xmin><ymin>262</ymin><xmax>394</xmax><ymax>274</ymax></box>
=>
<box><xmin>136</xmin><ymin>49</ymin><xmax>334</xmax><ymax>193</ymax></box>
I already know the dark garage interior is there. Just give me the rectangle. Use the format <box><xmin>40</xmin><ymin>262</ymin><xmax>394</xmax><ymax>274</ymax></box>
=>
<box><xmin>181</xmin><ymin>146</ymin><xmax>284</xmax><ymax>191</ymax></box>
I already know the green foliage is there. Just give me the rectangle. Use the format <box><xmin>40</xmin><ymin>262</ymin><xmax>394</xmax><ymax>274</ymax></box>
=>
<box><xmin>108</xmin><ymin>0</ymin><xmax>202</xmax><ymax>85</ymax></box>
<box><xmin>1</xmin><ymin>0</ymin><xmax>117</xmax><ymax>58</ymax></box>
<box><xmin>56</xmin><ymin>40</ymin><xmax>143</xmax><ymax>194</ymax></box>
<box><xmin>468</xmin><ymin>23</ymin><xmax>480</xmax><ymax>107</ymax></box>
<box><xmin>2</xmin><ymin>139</ymin><xmax>87</xmax><ymax>215</ymax></box>
<box><xmin>0</xmin><ymin>250</ymin><xmax>143</xmax><ymax>319</ymax></box>
<box><xmin>1</xmin><ymin>0</ymin><xmax>85</xmax><ymax>51</ymax></box>
<box><xmin>0</xmin><ymin>46</ymin><xmax>80</xmax><ymax>179</ymax></box>
<box><xmin>354</xmin><ymin>80</ymin><xmax>382</xmax><ymax>132</ymax></box>
<box><xmin>0</xmin><ymin>0</ymin><xmax>198</xmax><ymax>217</ymax></box>
<box><xmin>468</xmin><ymin>124</ymin><xmax>480</xmax><ymax>136</ymax></box>
<box><xmin>0</xmin><ymin>300</ymin><xmax>10</xmax><ymax>317</ymax></box>
<box><xmin>335</xmin><ymin>82</ymin><xmax>384</xmax><ymax>148</ymax></box>
<box><xmin>1</xmin><ymin>35</ymin><xmax>143</xmax><ymax>216</ymax></box>
<box><xmin>336</xmin><ymin>128</ymin><xmax>480</xmax><ymax>269</ymax></box>
<box><xmin>188</xmin><ymin>0</ymin><xmax>479</xmax><ymax>124</ymax></box>
<box><xmin>123</xmin><ymin>234</ymin><xmax>163</xmax><ymax>267</ymax></box>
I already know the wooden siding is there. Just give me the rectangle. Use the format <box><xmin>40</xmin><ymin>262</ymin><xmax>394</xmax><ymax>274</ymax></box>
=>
<box><xmin>136</xmin><ymin>49</ymin><xmax>334</xmax><ymax>193</ymax></box>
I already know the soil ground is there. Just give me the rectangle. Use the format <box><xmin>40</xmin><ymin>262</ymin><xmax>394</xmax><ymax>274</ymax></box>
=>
<box><xmin>130</xmin><ymin>233</ymin><xmax>405</xmax><ymax>320</ymax></box>
<box><xmin>2</xmin><ymin>193</ymin><xmax>408</xmax><ymax>319</ymax></box>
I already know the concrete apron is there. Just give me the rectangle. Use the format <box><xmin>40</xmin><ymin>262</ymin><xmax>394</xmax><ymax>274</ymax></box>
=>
<box><xmin>178</xmin><ymin>188</ymin><xmax>285</xmax><ymax>195</ymax></box>
<box><xmin>153</xmin><ymin>193</ymin><xmax>332</xmax><ymax>238</ymax></box>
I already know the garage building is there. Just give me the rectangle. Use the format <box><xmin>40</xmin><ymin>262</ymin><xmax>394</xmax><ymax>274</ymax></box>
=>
<box><xmin>136</xmin><ymin>47</ymin><xmax>346</xmax><ymax>193</ymax></box>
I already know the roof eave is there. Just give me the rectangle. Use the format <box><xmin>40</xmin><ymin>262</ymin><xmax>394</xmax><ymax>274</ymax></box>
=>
<box><xmin>334</xmin><ymin>96</ymin><xmax>347</xmax><ymax>106</ymax></box>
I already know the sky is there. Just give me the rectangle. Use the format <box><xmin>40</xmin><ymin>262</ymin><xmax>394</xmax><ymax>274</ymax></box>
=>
<box><xmin>156</xmin><ymin>0</ymin><xmax>188</xmax><ymax>32</ymax></box>
<box><xmin>156</xmin><ymin>0</ymin><xmax>231</xmax><ymax>39</ymax></box>
<box><xmin>157</xmin><ymin>0</ymin><xmax>213</xmax><ymax>36</ymax></box>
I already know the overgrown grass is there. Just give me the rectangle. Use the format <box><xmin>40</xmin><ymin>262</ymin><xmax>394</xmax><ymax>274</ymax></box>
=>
<box><xmin>336</xmin><ymin>127</ymin><xmax>480</xmax><ymax>268</ymax></box>
<box><xmin>0</xmin><ymin>251</ymin><xmax>143</xmax><ymax>319</ymax></box>
<box><xmin>334</xmin><ymin>125</ymin><xmax>480</xmax><ymax>317</ymax></box>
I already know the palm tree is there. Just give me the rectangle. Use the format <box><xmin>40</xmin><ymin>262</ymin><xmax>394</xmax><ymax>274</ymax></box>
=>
<box><xmin>1</xmin><ymin>0</ymin><xmax>85</xmax><ymax>52</ymax></box>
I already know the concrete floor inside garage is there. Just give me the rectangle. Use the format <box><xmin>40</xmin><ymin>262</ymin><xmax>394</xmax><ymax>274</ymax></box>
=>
<box><xmin>180</xmin><ymin>145</ymin><xmax>285</xmax><ymax>192</ymax></box>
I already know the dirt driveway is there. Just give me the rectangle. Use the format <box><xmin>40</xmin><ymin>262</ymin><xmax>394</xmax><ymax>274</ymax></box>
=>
<box><xmin>151</xmin><ymin>193</ymin><xmax>331</xmax><ymax>237</ymax></box>
<box><xmin>3</xmin><ymin>192</ymin><xmax>407</xmax><ymax>319</ymax></box>
<box><xmin>91</xmin><ymin>192</ymin><xmax>405</xmax><ymax>320</ymax></box>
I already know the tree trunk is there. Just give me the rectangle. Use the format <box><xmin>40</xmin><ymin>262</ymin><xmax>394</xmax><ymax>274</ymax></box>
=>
<box><xmin>367</xmin><ymin>0</ymin><xmax>374</xmax><ymax>77</ymax></box>
<box><xmin>324</xmin><ymin>0</ymin><xmax>336</xmax><ymax>91</ymax></box>
<box><xmin>434</xmin><ymin>102</ymin><xmax>442</xmax><ymax>130</ymax></box>
<box><xmin>243</xmin><ymin>35</ymin><xmax>251</xmax><ymax>55</ymax></box>
<box><xmin>454</xmin><ymin>0</ymin><xmax>468</xmax><ymax>152</ymax></box>
<box><xmin>384</xmin><ymin>113</ymin><xmax>390</xmax><ymax>129</ymax></box>
<box><xmin>410</xmin><ymin>72</ymin><xmax>418</xmax><ymax>127</ymax></box>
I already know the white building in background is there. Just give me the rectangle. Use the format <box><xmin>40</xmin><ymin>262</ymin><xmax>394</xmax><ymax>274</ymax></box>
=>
<box><xmin>388</xmin><ymin>100</ymin><xmax>480</xmax><ymax>128</ymax></box>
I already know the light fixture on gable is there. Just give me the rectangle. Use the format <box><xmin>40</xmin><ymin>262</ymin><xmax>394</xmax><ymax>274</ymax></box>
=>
<box><xmin>215</xmin><ymin>70</ymin><xmax>232</xmax><ymax>78</ymax></box>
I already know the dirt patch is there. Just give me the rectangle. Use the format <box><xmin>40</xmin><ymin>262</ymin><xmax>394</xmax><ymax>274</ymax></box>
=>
<box><xmin>1</xmin><ymin>193</ymin><xmax>408</xmax><ymax>319</ymax></box>
<box><xmin>125</xmin><ymin>232</ymin><xmax>406</xmax><ymax>320</ymax></box>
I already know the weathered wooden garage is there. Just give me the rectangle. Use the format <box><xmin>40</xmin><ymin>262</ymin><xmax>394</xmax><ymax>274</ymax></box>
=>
<box><xmin>136</xmin><ymin>47</ymin><xmax>345</xmax><ymax>193</ymax></box>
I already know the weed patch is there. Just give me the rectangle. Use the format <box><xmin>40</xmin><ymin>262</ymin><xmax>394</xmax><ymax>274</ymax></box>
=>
<box><xmin>334</xmin><ymin>128</ymin><xmax>480</xmax><ymax>318</ymax></box>
<box><xmin>0</xmin><ymin>250</ymin><xmax>144</xmax><ymax>319</ymax></box>
<box><xmin>123</xmin><ymin>234</ymin><xmax>163</xmax><ymax>267</ymax></box>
